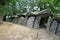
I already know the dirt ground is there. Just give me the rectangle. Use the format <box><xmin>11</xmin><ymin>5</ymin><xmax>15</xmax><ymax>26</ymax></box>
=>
<box><xmin>0</xmin><ymin>22</ymin><xmax>60</xmax><ymax>40</ymax></box>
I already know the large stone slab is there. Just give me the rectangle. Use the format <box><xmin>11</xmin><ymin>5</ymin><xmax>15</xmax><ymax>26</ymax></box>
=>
<box><xmin>17</xmin><ymin>17</ymin><xmax>24</xmax><ymax>25</ymax></box>
<box><xmin>50</xmin><ymin>20</ymin><xmax>58</xmax><ymax>34</ymax></box>
<box><xmin>27</xmin><ymin>17</ymin><xmax>35</xmax><ymax>28</ymax></box>
<box><xmin>46</xmin><ymin>17</ymin><xmax>52</xmax><ymax>31</ymax></box>
<box><xmin>34</xmin><ymin>16</ymin><xmax>41</xmax><ymax>29</ymax></box>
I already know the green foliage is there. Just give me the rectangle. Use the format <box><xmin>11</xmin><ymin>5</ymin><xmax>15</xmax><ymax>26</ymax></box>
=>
<box><xmin>0</xmin><ymin>0</ymin><xmax>60</xmax><ymax>16</ymax></box>
<box><xmin>38</xmin><ymin>0</ymin><xmax>60</xmax><ymax>14</ymax></box>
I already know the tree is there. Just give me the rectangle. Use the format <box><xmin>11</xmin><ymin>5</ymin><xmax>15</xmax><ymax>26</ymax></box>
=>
<box><xmin>0</xmin><ymin>0</ymin><xmax>60</xmax><ymax>22</ymax></box>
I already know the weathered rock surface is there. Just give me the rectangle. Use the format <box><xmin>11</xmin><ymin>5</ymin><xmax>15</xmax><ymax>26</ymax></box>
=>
<box><xmin>34</xmin><ymin>16</ymin><xmax>41</xmax><ymax>29</ymax></box>
<box><xmin>46</xmin><ymin>17</ymin><xmax>52</xmax><ymax>31</ymax></box>
<box><xmin>50</xmin><ymin>20</ymin><xmax>58</xmax><ymax>34</ymax></box>
<box><xmin>0</xmin><ymin>16</ymin><xmax>3</xmax><ymax>24</ymax></box>
<box><xmin>12</xmin><ymin>17</ymin><xmax>18</xmax><ymax>23</ymax></box>
<box><xmin>56</xmin><ymin>23</ymin><xmax>60</xmax><ymax>35</ymax></box>
<box><xmin>17</xmin><ymin>17</ymin><xmax>24</xmax><ymax>25</ymax></box>
<box><xmin>24</xmin><ymin>16</ymin><xmax>28</xmax><ymax>25</ymax></box>
<box><xmin>27</xmin><ymin>17</ymin><xmax>35</xmax><ymax>28</ymax></box>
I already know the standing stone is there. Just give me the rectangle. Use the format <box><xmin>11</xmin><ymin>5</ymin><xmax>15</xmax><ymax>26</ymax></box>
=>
<box><xmin>34</xmin><ymin>16</ymin><xmax>41</xmax><ymax>29</ymax></box>
<box><xmin>50</xmin><ymin>20</ymin><xmax>58</xmax><ymax>34</ymax></box>
<box><xmin>12</xmin><ymin>17</ymin><xmax>18</xmax><ymax>24</ymax></box>
<box><xmin>17</xmin><ymin>17</ymin><xmax>22</xmax><ymax>24</ymax></box>
<box><xmin>0</xmin><ymin>16</ymin><xmax>3</xmax><ymax>24</ymax></box>
<box><xmin>23</xmin><ymin>16</ymin><xmax>28</xmax><ymax>25</ymax></box>
<box><xmin>56</xmin><ymin>23</ymin><xmax>60</xmax><ymax>35</ymax></box>
<box><xmin>46</xmin><ymin>16</ymin><xmax>52</xmax><ymax>31</ymax></box>
<box><xmin>17</xmin><ymin>17</ymin><xmax>24</xmax><ymax>25</ymax></box>
<box><xmin>27</xmin><ymin>17</ymin><xmax>35</xmax><ymax>28</ymax></box>
<box><xmin>21</xmin><ymin>17</ymin><xmax>25</xmax><ymax>25</ymax></box>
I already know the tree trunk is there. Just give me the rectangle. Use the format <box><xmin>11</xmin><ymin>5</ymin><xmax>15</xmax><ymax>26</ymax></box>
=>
<box><xmin>0</xmin><ymin>16</ymin><xmax>3</xmax><ymax>24</ymax></box>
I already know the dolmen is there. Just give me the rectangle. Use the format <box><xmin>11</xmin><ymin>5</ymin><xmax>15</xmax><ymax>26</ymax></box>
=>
<box><xmin>26</xmin><ymin>12</ymin><xmax>41</xmax><ymax>28</ymax></box>
<box><xmin>8</xmin><ymin>9</ymin><xmax>53</xmax><ymax>29</ymax></box>
<box><xmin>26</xmin><ymin>9</ymin><xmax>53</xmax><ymax>28</ymax></box>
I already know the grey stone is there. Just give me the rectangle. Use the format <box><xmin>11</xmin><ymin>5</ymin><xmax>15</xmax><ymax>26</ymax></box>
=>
<box><xmin>46</xmin><ymin>17</ymin><xmax>52</xmax><ymax>31</ymax></box>
<box><xmin>56</xmin><ymin>23</ymin><xmax>60</xmax><ymax>35</ymax></box>
<box><xmin>17</xmin><ymin>17</ymin><xmax>22</xmax><ymax>24</ymax></box>
<box><xmin>24</xmin><ymin>16</ymin><xmax>28</xmax><ymax>25</ymax></box>
<box><xmin>50</xmin><ymin>20</ymin><xmax>58</xmax><ymax>34</ymax></box>
<box><xmin>0</xmin><ymin>16</ymin><xmax>3</xmax><ymax>24</ymax></box>
<box><xmin>34</xmin><ymin>16</ymin><xmax>41</xmax><ymax>29</ymax></box>
<box><xmin>27</xmin><ymin>17</ymin><xmax>35</xmax><ymax>28</ymax></box>
<box><xmin>12</xmin><ymin>17</ymin><xmax>18</xmax><ymax>23</ymax></box>
<box><xmin>17</xmin><ymin>17</ymin><xmax>24</xmax><ymax>25</ymax></box>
